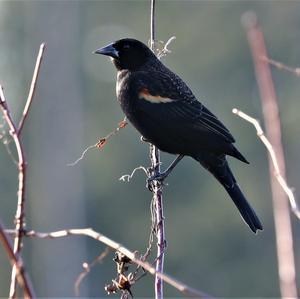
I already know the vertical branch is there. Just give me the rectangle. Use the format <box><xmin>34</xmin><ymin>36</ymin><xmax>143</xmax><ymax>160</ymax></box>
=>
<box><xmin>150</xmin><ymin>0</ymin><xmax>156</xmax><ymax>50</ymax></box>
<box><xmin>0</xmin><ymin>86</ymin><xmax>27</xmax><ymax>299</ymax></box>
<box><xmin>149</xmin><ymin>1</ymin><xmax>166</xmax><ymax>298</ymax></box>
<box><xmin>0</xmin><ymin>43</ymin><xmax>45</xmax><ymax>299</ymax></box>
<box><xmin>242</xmin><ymin>12</ymin><xmax>298</xmax><ymax>299</ymax></box>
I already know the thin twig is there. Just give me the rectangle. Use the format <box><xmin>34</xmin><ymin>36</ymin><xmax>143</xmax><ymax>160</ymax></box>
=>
<box><xmin>150</xmin><ymin>0</ymin><xmax>156</xmax><ymax>51</ymax></box>
<box><xmin>0</xmin><ymin>43</ymin><xmax>45</xmax><ymax>299</ymax></box>
<box><xmin>5</xmin><ymin>228</ymin><xmax>212</xmax><ymax>298</ymax></box>
<box><xmin>74</xmin><ymin>247</ymin><xmax>111</xmax><ymax>296</ymax></box>
<box><xmin>18</xmin><ymin>43</ymin><xmax>46</xmax><ymax>135</ymax></box>
<box><xmin>261</xmin><ymin>56</ymin><xmax>300</xmax><ymax>77</ymax></box>
<box><xmin>242</xmin><ymin>11</ymin><xmax>298</xmax><ymax>299</ymax></box>
<box><xmin>119</xmin><ymin>166</ymin><xmax>149</xmax><ymax>182</ymax></box>
<box><xmin>0</xmin><ymin>86</ymin><xmax>27</xmax><ymax>299</ymax></box>
<box><xmin>68</xmin><ymin>117</ymin><xmax>127</xmax><ymax>166</ymax></box>
<box><xmin>0</xmin><ymin>222</ymin><xmax>35</xmax><ymax>299</ymax></box>
<box><xmin>233</xmin><ymin>108</ymin><xmax>300</xmax><ymax>219</ymax></box>
<box><xmin>157</xmin><ymin>36</ymin><xmax>176</xmax><ymax>59</ymax></box>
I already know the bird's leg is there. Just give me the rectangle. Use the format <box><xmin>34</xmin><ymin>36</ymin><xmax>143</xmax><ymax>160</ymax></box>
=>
<box><xmin>148</xmin><ymin>154</ymin><xmax>184</xmax><ymax>182</ymax></box>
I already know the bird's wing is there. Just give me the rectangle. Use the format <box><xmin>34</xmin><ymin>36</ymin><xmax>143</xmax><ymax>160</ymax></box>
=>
<box><xmin>131</xmin><ymin>70</ymin><xmax>235</xmax><ymax>143</ymax></box>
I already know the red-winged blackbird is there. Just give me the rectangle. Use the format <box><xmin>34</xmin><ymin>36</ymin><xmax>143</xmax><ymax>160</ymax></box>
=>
<box><xmin>95</xmin><ymin>38</ymin><xmax>262</xmax><ymax>233</ymax></box>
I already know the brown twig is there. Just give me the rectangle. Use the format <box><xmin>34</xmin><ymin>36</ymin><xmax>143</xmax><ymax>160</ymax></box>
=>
<box><xmin>5</xmin><ymin>228</ymin><xmax>212</xmax><ymax>298</ymax></box>
<box><xmin>67</xmin><ymin>117</ymin><xmax>127</xmax><ymax>166</ymax></box>
<box><xmin>261</xmin><ymin>56</ymin><xmax>300</xmax><ymax>77</ymax></box>
<box><xmin>242</xmin><ymin>11</ymin><xmax>298</xmax><ymax>299</ymax></box>
<box><xmin>17</xmin><ymin>43</ymin><xmax>46</xmax><ymax>135</ymax></box>
<box><xmin>0</xmin><ymin>43</ymin><xmax>45</xmax><ymax>299</ymax></box>
<box><xmin>232</xmin><ymin>109</ymin><xmax>300</xmax><ymax>220</ymax></box>
<box><xmin>149</xmin><ymin>1</ymin><xmax>166</xmax><ymax>298</ymax></box>
<box><xmin>74</xmin><ymin>247</ymin><xmax>111</xmax><ymax>296</ymax></box>
<box><xmin>0</xmin><ymin>222</ymin><xmax>35</xmax><ymax>298</ymax></box>
<box><xmin>0</xmin><ymin>86</ymin><xmax>28</xmax><ymax>299</ymax></box>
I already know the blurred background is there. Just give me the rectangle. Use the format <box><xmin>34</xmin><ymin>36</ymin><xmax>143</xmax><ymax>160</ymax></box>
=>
<box><xmin>0</xmin><ymin>0</ymin><xmax>299</xmax><ymax>297</ymax></box>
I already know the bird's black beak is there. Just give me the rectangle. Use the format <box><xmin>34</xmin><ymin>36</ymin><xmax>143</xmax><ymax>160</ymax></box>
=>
<box><xmin>93</xmin><ymin>43</ymin><xmax>119</xmax><ymax>59</ymax></box>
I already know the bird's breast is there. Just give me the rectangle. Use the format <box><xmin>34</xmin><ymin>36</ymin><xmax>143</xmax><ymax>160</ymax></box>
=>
<box><xmin>116</xmin><ymin>71</ymin><xmax>138</xmax><ymax>120</ymax></box>
<box><xmin>116</xmin><ymin>71</ymin><xmax>128</xmax><ymax>99</ymax></box>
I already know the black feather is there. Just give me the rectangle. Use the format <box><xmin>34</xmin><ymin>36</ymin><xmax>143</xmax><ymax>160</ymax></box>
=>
<box><xmin>95</xmin><ymin>38</ymin><xmax>263</xmax><ymax>233</ymax></box>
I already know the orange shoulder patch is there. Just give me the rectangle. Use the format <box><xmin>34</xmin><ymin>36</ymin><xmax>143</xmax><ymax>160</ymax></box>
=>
<box><xmin>138</xmin><ymin>88</ymin><xmax>174</xmax><ymax>104</ymax></box>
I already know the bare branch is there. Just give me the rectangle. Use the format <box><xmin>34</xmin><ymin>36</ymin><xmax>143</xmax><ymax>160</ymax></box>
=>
<box><xmin>0</xmin><ymin>222</ymin><xmax>35</xmax><ymax>298</ymax></box>
<box><xmin>149</xmin><ymin>1</ymin><xmax>166</xmax><ymax>298</ymax></box>
<box><xmin>5</xmin><ymin>228</ymin><xmax>212</xmax><ymax>298</ymax></box>
<box><xmin>242</xmin><ymin>11</ymin><xmax>298</xmax><ymax>298</ymax></box>
<box><xmin>0</xmin><ymin>86</ymin><xmax>27</xmax><ymax>299</ymax></box>
<box><xmin>68</xmin><ymin>117</ymin><xmax>127</xmax><ymax>166</ymax></box>
<box><xmin>18</xmin><ymin>43</ymin><xmax>46</xmax><ymax>135</ymax></box>
<box><xmin>233</xmin><ymin>108</ymin><xmax>300</xmax><ymax>219</ymax></box>
<box><xmin>0</xmin><ymin>43</ymin><xmax>45</xmax><ymax>298</ymax></box>
<box><xmin>74</xmin><ymin>247</ymin><xmax>111</xmax><ymax>296</ymax></box>
<box><xmin>150</xmin><ymin>0</ymin><xmax>156</xmax><ymax>51</ymax></box>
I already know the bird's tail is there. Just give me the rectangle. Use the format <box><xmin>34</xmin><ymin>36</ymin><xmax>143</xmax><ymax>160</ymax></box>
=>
<box><xmin>194</xmin><ymin>154</ymin><xmax>263</xmax><ymax>233</ymax></box>
<box><xmin>224</xmin><ymin>179</ymin><xmax>263</xmax><ymax>233</ymax></box>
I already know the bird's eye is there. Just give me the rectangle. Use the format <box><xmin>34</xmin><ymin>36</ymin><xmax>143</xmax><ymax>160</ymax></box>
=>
<box><xmin>123</xmin><ymin>44</ymin><xmax>130</xmax><ymax>50</ymax></box>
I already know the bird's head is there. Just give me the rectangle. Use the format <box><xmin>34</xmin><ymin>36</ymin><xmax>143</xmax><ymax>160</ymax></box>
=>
<box><xmin>94</xmin><ymin>38</ymin><xmax>156</xmax><ymax>71</ymax></box>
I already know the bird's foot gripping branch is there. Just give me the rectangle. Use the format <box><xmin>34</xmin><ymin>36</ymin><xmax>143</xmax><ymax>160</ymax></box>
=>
<box><xmin>146</xmin><ymin>154</ymin><xmax>184</xmax><ymax>189</ymax></box>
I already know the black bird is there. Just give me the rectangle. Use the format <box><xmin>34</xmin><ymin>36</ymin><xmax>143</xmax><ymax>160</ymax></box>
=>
<box><xmin>94</xmin><ymin>38</ymin><xmax>262</xmax><ymax>233</ymax></box>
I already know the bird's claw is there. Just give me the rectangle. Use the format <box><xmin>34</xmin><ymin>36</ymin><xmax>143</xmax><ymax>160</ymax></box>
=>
<box><xmin>147</xmin><ymin>173</ymin><xmax>166</xmax><ymax>182</ymax></box>
<box><xmin>146</xmin><ymin>173</ymin><xmax>167</xmax><ymax>191</ymax></box>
